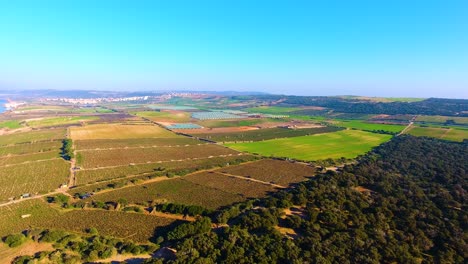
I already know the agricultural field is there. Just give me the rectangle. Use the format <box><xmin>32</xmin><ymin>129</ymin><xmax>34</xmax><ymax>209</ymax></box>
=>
<box><xmin>195</xmin><ymin>118</ymin><xmax>283</xmax><ymax>128</ymax></box>
<box><xmin>0</xmin><ymin>141</ymin><xmax>61</xmax><ymax>156</ymax></box>
<box><xmin>70</xmin><ymin>124</ymin><xmax>178</xmax><ymax>140</ymax></box>
<box><xmin>77</xmin><ymin>144</ymin><xmax>239</xmax><ymax>168</ymax></box>
<box><xmin>0</xmin><ymin>200</ymin><xmax>176</xmax><ymax>243</ymax></box>
<box><xmin>182</xmin><ymin>172</ymin><xmax>277</xmax><ymax>198</ymax></box>
<box><xmin>191</xmin><ymin>127</ymin><xmax>342</xmax><ymax>142</ymax></box>
<box><xmin>75</xmin><ymin>155</ymin><xmax>256</xmax><ymax>185</ymax></box>
<box><xmin>132</xmin><ymin>110</ymin><xmax>191</xmax><ymax>122</ymax></box>
<box><xmin>26</xmin><ymin>116</ymin><xmax>99</xmax><ymax>128</ymax></box>
<box><xmin>225</xmin><ymin>130</ymin><xmax>392</xmax><ymax>161</ymax></box>
<box><xmin>216</xmin><ymin>159</ymin><xmax>315</xmax><ymax>186</ymax></box>
<box><xmin>192</xmin><ymin>112</ymin><xmax>244</xmax><ymax>120</ymax></box>
<box><xmin>331</xmin><ymin>120</ymin><xmax>406</xmax><ymax>133</ymax></box>
<box><xmin>0</xmin><ymin>159</ymin><xmax>70</xmax><ymax>201</ymax></box>
<box><xmin>0</xmin><ymin>128</ymin><xmax>65</xmax><ymax>146</ymax></box>
<box><xmin>0</xmin><ymin>151</ymin><xmax>59</xmax><ymax>166</ymax></box>
<box><xmin>74</xmin><ymin>137</ymin><xmax>203</xmax><ymax>150</ymax></box>
<box><xmin>405</xmin><ymin>126</ymin><xmax>468</xmax><ymax>142</ymax></box>
<box><xmin>415</xmin><ymin>115</ymin><xmax>468</xmax><ymax>125</ymax></box>
<box><xmin>0</xmin><ymin>120</ymin><xmax>23</xmax><ymax>129</ymax></box>
<box><xmin>244</xmin><ymin>106</ymin><xmax>299</xmax><ymax>114</ymax></box>
<box><xmin>86</xmin><ymin>178</ymin><xmax>245</xmax><ymax>209</ymax></box>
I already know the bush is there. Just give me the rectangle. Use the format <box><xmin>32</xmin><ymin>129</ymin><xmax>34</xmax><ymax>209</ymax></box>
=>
<box><xmin>4</xmin><ymin>233</ymin><xmax>26</xmax><ymax>247</ymax></box>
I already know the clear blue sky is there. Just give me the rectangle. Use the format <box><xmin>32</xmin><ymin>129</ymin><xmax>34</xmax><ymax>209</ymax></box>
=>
<box><xmin>0</xmin><ymin>0</ymin><xmax>467</xmax><ymax>98</ymax></box>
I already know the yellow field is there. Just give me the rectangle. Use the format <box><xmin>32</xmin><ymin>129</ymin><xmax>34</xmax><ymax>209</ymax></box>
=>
<box><xmin>70</xmin><ymin>124</ymin><xmax>179</xmax><ymax>140</ymax></box>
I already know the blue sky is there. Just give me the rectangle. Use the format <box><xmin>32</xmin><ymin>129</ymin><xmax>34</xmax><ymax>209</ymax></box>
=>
<box><xmin>0</xmin><ymin>0</ymin><xmax>467</xmax><ymax>98</ymax></box>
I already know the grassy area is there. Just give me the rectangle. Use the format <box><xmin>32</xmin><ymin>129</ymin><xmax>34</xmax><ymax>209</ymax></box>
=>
<box><xmin>86</xmin><ymin>178</ymin><xmax>245</xmax><ymax>209</ymax></box>
<box><xmin>70</xmin><ymin>124</ymin><xmax>178</xmax><ymax>140</ymax></box>
<box><xmin>196</xmin><ymin>118</ymin><xmax>279</xmax><ymax>128</ymax></box>
<box><xmin>0</xmin><ymin>120</ymin><xmax>22</xmax><ymax>129</ymax></box>
<box><xmin>406</xmin><ymin>126</ymin><xmax>468</xmax><ymax>142</ymax></box>
<box><xmin>192</xmin><ymin>127</ymin><xmax>342</xmax><ymax>142</ymax></box>
<box><xmin>132</xmin><ymin>111</ymin><xmax>191</xmax><ymax>122</ymax></box>
<box><xmin>26</xmin><ymin>116</ymin><xmax>99</xmax><ymax>128</ymax></box>
<box><xmin>332</xmin><ymin>120</ymin><xmax>406</xmax><ymax>133</ymax></box>
<box><xmin>0</xmin><ymin>129</ymin><xmax>65</xmax><ymax>146</ymax></box>
<box><xmin>225</xmin><ymin>130</ymin><xmax>392</xmax><ymax>161</ymax></box>
<box><xmin>0</xmin><ymin>159</ymin><xmax>70</xmax><ymax>201</ymax></box>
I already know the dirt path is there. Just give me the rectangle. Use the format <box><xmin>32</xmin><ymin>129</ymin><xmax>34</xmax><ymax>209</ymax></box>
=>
<box><xmin>398</xmin><ymin>121</ymin><xmax>414</xmax><ymax>136</ymax></box>
<box><xmin>214</xmin><ymin>171</ymin><xmax>287</xmax><ymax>189</ymax></box>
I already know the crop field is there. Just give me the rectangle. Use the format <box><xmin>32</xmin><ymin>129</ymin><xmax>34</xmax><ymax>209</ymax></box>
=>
<box><xmin>0</xmin><ymin>129</ymin><xmax>66</xmax><ymax>146</ymax></box>
<box><xmin>216</xmin><ymin>159</ymin><xmax>315</xmax><ymax>186</ymax></box>
<box><xmin>406</xmin><ymin>126</ymin><xmax>468</xmax><ymax>142</ymax></box>
<box><xmin>132</xmin><ymin>110</ymin><xmax>191</xmax><ymax>122</ymax></box>
<box><xmin>225</xmin><ymin>130</ymin><xmax>392</xmax><ymax>161</ymax></box>
<box><xmin>75</xmin><ymin>155</ymin><xmax>257</xmax><ymax>185</ymax></box>
<box><xmin>332</xmin><ymin>120</ymin><xmax>406</xmax><ymax>133</ymax></box>
<box><xmin>70</xmin><ymin>124</ymin><xmax>178</xmax><ymax>140</ymax></box>
<box><xmin>149</xmin><ymin>105</ymin><xmax>198</xmax><ymax>111</ymax></box>
<box><xmin>182</xmin><ymin>172</ymin><xmax>277</xmax><ymax>198</ymax></box>
<box><xmin>244</xmin><ymin>106</ymin><xmax>299</xmax><ymax>114</ymax></box>
<box><xmin>0</xmin><ymin>159</ymin><xmax>70</xmax><ymax>201</ymax></box>
<box><xmin>0</xmin><ymin>151</ymin><xmax>59</xmax><ymax>166</ymax></box>
<box><xmin>0</xmin><ymin>120</ymin><xmax>22</xmax><ymax>129</ymax></box>
<box><xmin>75</xmin><ymin>137</ymin><xmax>203</xmax><ymax>150</ymax></box>
<box><xmin>77</xmin><ymin>144</ymin><xmax>239</xmax><ymax>168</ymax></box>
<box><xmin>192</xmin><ymin>112</ymin><xmax>244</xmax><ymax>120</ymax></box>
<box><xmin>0</xmin><ymin>141</ymin><xmax>61</xmax><ymax>156</ymax></box>
<box><xmin>26</xmin><ymin>116</ymin><xmax>99</xmax><ymax>128</ymax></box>
<box><xmin>195</xmin><ymin>118</ymin><xmax>284</xmax><ymax>128</ymax></box>
<box><xmin>0</xmin><ymin>200</ymin><xmax>176</xmax><ymax>242</ymax></box>
<box><xmin>86</xmin><ymin>178</ymin><xmax>245</xmax><ymax>209</ymax></box>
<box><xmin>415</xmin><ymin>115</ymin><xmax>468</xmax><ymax>125</ymax></box>
<box><xmin>192</xmin><ymin>127</ymin><xmax>342</xmax><ymax>142</ymax></box>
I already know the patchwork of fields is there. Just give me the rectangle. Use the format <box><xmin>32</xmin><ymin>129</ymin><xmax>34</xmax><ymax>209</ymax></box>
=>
<box><xmin>405</xmin><ymin>126</ymin><xmax>468</xmax><ymax>142</ymax></box>
<box><xmin>70</xmin><ymin>124</ymin><xmax>177</xmax><ymax>140</ymax></box>
<box><xmin>225</xmin><ymin>130</ymin><xmax>392</xmax><ymax>161</ymax></box>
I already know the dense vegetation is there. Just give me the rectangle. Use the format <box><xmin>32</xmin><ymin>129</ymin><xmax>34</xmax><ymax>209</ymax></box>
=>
<box><xmin>144</xmin><ymin>136</ymin><xmax>466</xmax><ymax>263</ymax></box>
<box><xmin>61</xmin><ymin>139</ymin><xmax>74</xmax><ymax>160</ymax></box>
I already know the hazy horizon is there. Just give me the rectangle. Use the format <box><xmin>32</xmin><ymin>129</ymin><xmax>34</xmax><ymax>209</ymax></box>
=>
<box><xmin>1</xmin><ymin>0</ymin><xmax>467</xmax><ymax>98</ymax></box>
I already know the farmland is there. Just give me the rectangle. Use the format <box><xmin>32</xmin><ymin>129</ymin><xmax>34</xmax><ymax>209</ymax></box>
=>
<box><xmin>0</xmin><ymin>151</ymin><xmax>59</xmax><ymax>166</ymax></box>
<box><xmin>183</xmin><ymin>172</ymin><xmax>278</xmax><ymax>198</ymax></box>
<box><xmin>415</xmin><ymin>115</ymin><xmax>468</xmax><ymax>125</ymax></box>
<box><xmin>70</xmin><ymin>124</ymin><xmax>178</xmax><ymax>140</ymax></box>
<box><xmin>0</xmin><ymin>159</ymin><xmax>70</xmax><ymax>201</ymax></box>
<box><xmin>196</xmin><ymin>118</ymin><xmax>283</xmax><ymax>128</ymax></box>
<box><xmin>77</xmin><ymin>144</ymin><xmax>239</xmax><ymax>168</ymax></box>
<box><xmin>132</xmin><ymin>110</ymin><xmax>191</xmax><ymax>122</ymax></box>
<box><xmin>0</xmin><ymin>129</ymin><xmax>65</xmax><ymax>146</ymax></box>
<box><xmin>0</xmin><ymin>120</ymin><xmax>22</xmax><ymax>129</ymax></box>
<box><xmin>225</xmin><ymin>130</ymin><xmax>392</xmax><ymax>161</ymax></box>
<box><xmin>75</xmin><ymin>137</ymin><xmax>203</xmax><ymax>150</ymax></box>
<box><xmin>75</xmin><ymin>154</ymin><xmax>256</xmax><ymax>185</ymax></box>
<box><xmin>0</xmin><ymin>200</ymin><xmax>177</xmax><ymax>243</ymax></box>
<box><xmin>405</xmin><ymin>126</ymin><xmax>468</xmax><ymax>142</ymax></box>
<box><xmin>216</xmin><ymin>159</ymin><xmax>315</xmax><ymax>186</ymax></box>
<box><xmin>0</xmin><ymin>141</ymin><xmax>61</xmax><ymax>155</ymax></box>
<box><xmin>191</xmin><ymin>126</ymin><xmax>342</xmax><ymax>142</ymax></box>
<box><xmin>331</xmin><ymin>120</ymin><xmax>406</xmax><ymax>133</ymax></box>
<box><xmin>86</xmin><ymin>178</ymin><xmax>245</xmax><ymax>209</ymax></box>
<box><xmin>26</xmin><ymin>116</ymin><xmax>99</xmax><ymax>128</ymax></box>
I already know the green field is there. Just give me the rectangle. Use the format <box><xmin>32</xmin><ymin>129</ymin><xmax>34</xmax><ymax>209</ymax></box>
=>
<box><xmin>225</xmin><ymin>130</ymin><xmax>392</xmax><ymax>161</ymax></box>
<box><xmin>26</xmin><ymin>116</ymin><xmax>99</xmax><ymax>128</ymax></box>
<box><xmin>0</xmin><ymin>141</ymin><xmax>61</xmax><ymax>156</ymax></box>
<box><xmin>196</xmin><ymin>118</ymin><xmax>280</xmax><ymax>128</ymax></box>
<box><xmin>193</xmin><ymin>127</ymin><xmax>342</xmax><ymax>142</ymax></box>
<box><xmin>406</xmin><ymin>126</ymin><xmax>468</xmax><ymax>142</ymax></box>
<box><xmin>0</xmin><ymin>120</ymin><xmax>22</xmax><ymax>129</ymax></box>
<box><xmin>0</xmin><ymin>129</ymin><xmax>66</xmax><ymax>146</ymax></box>
<box><xmin>415</xmin><ymin>115</ymin><xmax>468</xmax><ymax>125</ymax></box>
<box><xmin>244</xmin><ymin>106</ymin><xmax>299</xmax><ymax>114</ymax></box>
<box><xmin>333</xmin><ymin>120</ymin><xmax>406</xmax><ymax>133</ymax></box>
